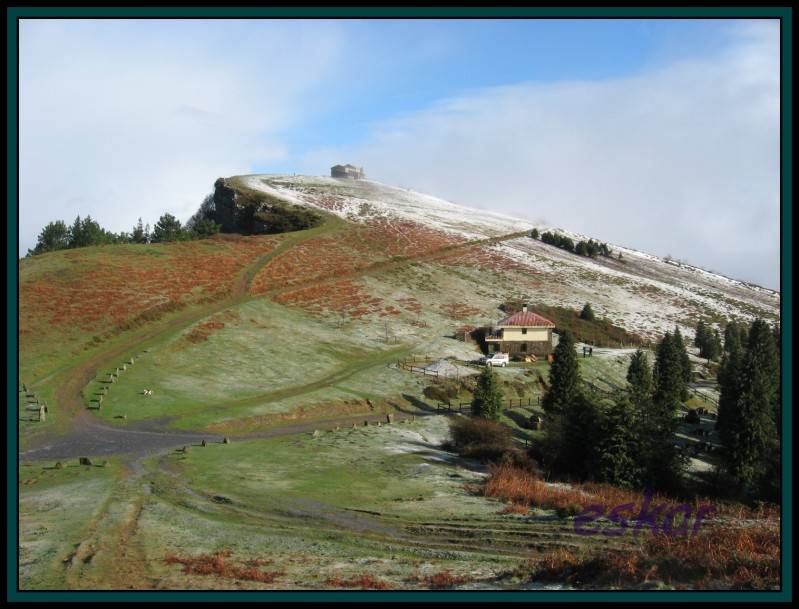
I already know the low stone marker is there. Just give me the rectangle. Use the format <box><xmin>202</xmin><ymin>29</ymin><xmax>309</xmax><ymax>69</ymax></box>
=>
<box><xmin>38</xmin><ymin>405</ymin><xmax>46</xmax><ymax>422</ymax></box>
<box><xmin>364</xmin><ymin>420</ymin><xmax>370</xmax><ymax>427</ymax></box>
<box><xmin>352</xmin><ymin>423</ymin><xmax>358</xmax><ymax>429</ymax></box>
<box><xmin>376</xmin><ymin>421</ymin><xmax>382</xmax><ymax>427</ymax></box>
<box><xmin>183</xmin><ymin>445</ymin><xmax>191</xmax><ymax>453</ymax></box>
<box><xmin>55</xmin><ymin>461</ymin><xmax>63</xmax><ymax>470</ymax></box>
<box><xmin>386</xmin><ymin>414</ymin><xmax>394</xmax><ymax>424</ymax></box>
<box><xmin>222</xmin><ymin>437</ymin><xmax>230</xmax><ymax>444</ymax></box>
<box><xmin>201</xmin><ymin>440</ymin><xmax>207</xmax><ymax>447</ymax></box>
<box><xmin>79</xmin><ymin>457</ymin><xmax>93</xmax><ymax>466</ymax></box>
<box><xmin>334</xmin><ymin>426</ymin><xmax>340</xmax><ymax>432</ymax></box>
<box><xmin>312</xmin><ymin>429</ymin><xmax>321</xmax><ymax>438</ymax></box>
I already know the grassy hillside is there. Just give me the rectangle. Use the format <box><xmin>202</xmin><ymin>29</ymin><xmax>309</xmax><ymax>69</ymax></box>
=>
<box><xmin>17</xmin><ymin>174</ymin><xmax>780</xmax><ymax>590</ymax></box>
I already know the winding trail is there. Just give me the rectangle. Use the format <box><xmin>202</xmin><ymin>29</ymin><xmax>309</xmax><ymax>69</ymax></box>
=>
<box><xmin>22</xmin><ymin>214</ymin><xmax>528</xmax><ymax>463</ymax></box>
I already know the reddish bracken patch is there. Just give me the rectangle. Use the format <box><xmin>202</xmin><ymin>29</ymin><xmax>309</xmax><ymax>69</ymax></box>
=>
<box><xmin>164</xmin><ymin>550</ymin><xmax>284</xmax><ymax>583</ymax></box>
<box><xmin>275</xmin><ymin>279</ymin><xmax>397</xmax><ymax>319</ymax></box>
<box><xmin>438</xmin><ymin>243</ymin><xmax>531</xmax><ymax>274</ymax></box>
<box><xmin>359</xmin><ymin>218</ymin><xmax>463</xmax><ymax>257</ymax></box>
<box><xmin>441</xmin><ymin>302</ymin><xmax>483</xmax><ymax>321</ymax></box>
<box><xmin>250</xmin><ymin>234</ymin><xmax>376</xmax><ymax>295</ymax></box>
<box><xmin>396</xmin><ymin>296</ymin><xmax>423</xmax><ymax>315</ymax></box>
<box><xmin>421</xmin><ymin>570</ymin><xmax>472</xmax><ymax>589</ymax></box>
<box><xmin>326</xmin><ymin>573</ymin><xmax>391</xmax><ymax>590</ymax></box>
<box><xmin>20</xmin><ymin>235</ymin><xmax>282</xmax><ymax>347</ymax></box>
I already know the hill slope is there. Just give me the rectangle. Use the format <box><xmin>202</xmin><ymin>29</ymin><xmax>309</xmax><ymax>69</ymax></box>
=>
<box><xmin>237</xmin><ymin>174</ymin><xmax>779</xmax><ymax>337</ymax></box>
<box><xmin>17</xmin><ymin>174</ymin><xmax>780</xmax><ymax>591</ymax></box>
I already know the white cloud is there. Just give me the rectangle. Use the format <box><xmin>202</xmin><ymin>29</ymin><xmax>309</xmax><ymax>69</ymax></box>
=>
<box><xmin>310</xmin><ymin>20</ymin><xmax>780</xmax><ymax>289</ymax></box>
<box><xmin>19</xmin><ymin>19</ymin><xmax>345</xmax><ymax>249</ymax></box>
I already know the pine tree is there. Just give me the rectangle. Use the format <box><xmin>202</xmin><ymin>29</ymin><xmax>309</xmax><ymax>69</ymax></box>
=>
<box><xmin>716</xmin><ymin>332</ymin><xmax>744</xmax><ymax>441</ymax></box>
<box><xmin>558</xmin><ymin>391</ymin><xmax>601</xmax><ymax>479</ymax></box>
<box><xmin>653</xmin><ymin>332</ymin><xmax>685</xmax><ymax>414</ymax></box>
<box><xmin>30</xmin><ymin>220</ymin><xmax>70</xmax><ymax>254</ymax></box>
<box><xmin>673</xmin><ymin>327</ymin><xmax>692</xmax><ymax>400</ymax></box>
<box><xmin>626</xmin><ymin>349</ymin><xmax>653</xmax><ymax>416</ymax></box>
<box><xmin>131</xmin><ymin>217</ymin><xmax>148</xmax><ymax>243</ymax></box>
<box><xmin>151</xmin><ymin>213</ymin><xmax>184</xmax><ymax>243</ymax></box>
<box><xmin>542</xmin><ymin>331</ymin><xmax>581</xmax><ymax>416</ymax></box>
<box><xmin>471</xmin><ymin>366</ymin><xmax>503</xmax><ymax>420</ymax></box>
<box><xmin>694</xmin><ymin>320</ymin><xmax>706</xmax><ymax>349</ymax></box>
<box><xmin>579</xmin><ymin>303</ymin><xmax>595</xmax><ymax>321</ymax></box>
<box><xmin>595</xmin><ymin>397</ymin><xmax>644</xmax><ymax>488</ymax></box>
<box><xmin>648</xmin><ymin>331</ymin><xmax>686</xmax><ymax>490</ymax></box>
<box><xmin>530</xmin><ymin>228</ymin><xmax>539</xmax><ymax>239</ymax></box>
<box><xmin>724</xmin><ymin>321</ymin><xmax>747</xmax><ymax>354</ymax></box>
<box><xmin>720</xmin><ymin>319</ymin><xmax>779</xmax><ymax>495</ymax></box>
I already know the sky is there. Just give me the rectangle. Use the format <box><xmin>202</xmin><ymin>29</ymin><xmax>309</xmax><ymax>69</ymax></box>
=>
<box><xmin>19</xmin><ymin>18</ymin><xmax>781</xmax><ymax>289</ymax></box>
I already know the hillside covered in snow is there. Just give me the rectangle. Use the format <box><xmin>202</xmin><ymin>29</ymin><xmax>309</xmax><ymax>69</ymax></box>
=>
<box><xmin>232</xmin><ymin>174</ymin><xmax>779</xmax><ymax>338</ymax></box>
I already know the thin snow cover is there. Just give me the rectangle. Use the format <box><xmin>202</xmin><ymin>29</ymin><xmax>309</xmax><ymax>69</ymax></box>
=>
<box><xmin>239</xmin><ymin>174</ymin><xmax>532</xmax><ymax>239</ymax></box>
<box><xmin>381</xmin><ymin>425</ymin><xmax>447</xmax><ymax>456</ymax></box>
<box><xmin>234</xmin><ymin>174</ymin><xmax>779</xmax><ymax>338</ymax></box>
<box><xmin>423</xmin><ymin>359</ymin><xmax>475</xmax><ymax>378</ymax></box>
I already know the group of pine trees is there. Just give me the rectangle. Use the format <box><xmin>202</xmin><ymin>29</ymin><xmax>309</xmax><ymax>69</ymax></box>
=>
<box><xmin>469</xmin><ymin>328</ymin><xmax>692</xmax><ymax>491</ymax></box>
<box><xmin>532</xmin><ymin>230</ymin><xmax>612</xmax><ymax>259</ymax></box>
<box><xmin>539</xmin><ymin>329</ymin><xmax>690</xmax><ymax>490</ymax></box>
<box><xmin>694</xmin><ymin>319</ymin><xmax>723</xmax><ymax>361</ymax></box>
<box><xmin>716</xmin><ymin>319</ymin><xmax>781</xmax><ymax>500</ymax></box>
<box><xmin>468</xmin><ymin>309</ymin><xmax>781</xmax><ymax>501</ymax></box>
<box><xmin>28</xmin><ymin>212</ymin><xmax>221</xmax><ymax>256</ymax></box>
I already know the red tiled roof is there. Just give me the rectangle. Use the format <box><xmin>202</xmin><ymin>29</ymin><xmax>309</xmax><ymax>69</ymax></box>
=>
<box><xmin>497</xmin><ymin>310</ymin><xmax>555</xmax><ymax>327</ymax></box>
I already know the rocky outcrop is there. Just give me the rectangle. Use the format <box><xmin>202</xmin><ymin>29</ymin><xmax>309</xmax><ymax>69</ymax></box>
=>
<box><xmin>209</xmin><ymin>178</ymin><xmax>323</xmax><ymax>235</ymax></box>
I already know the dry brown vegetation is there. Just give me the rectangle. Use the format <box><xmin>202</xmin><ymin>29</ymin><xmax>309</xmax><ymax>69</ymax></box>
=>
<box><xmin>482</xmin><ymin>463</ymin><xmax>779</xmax><ymax>521</ymax></box>
<box><xmin>522</xmin><ymin>524</ymin><xmax>780</xmax><ymax>589</ymax></box>
<box><xmin>164</xmin><ymin>550</ymin><xmax>284</xmax><ymax>583</ymax></box>
<box><xmin>421</xmin><ymin>569</ymin><xmax>473</xmax><ymax>589</ymax></box>
<box><xmin>326</xmin><ymin>573</ymin><xmax>391</xmax><ymax>590</ymax></box>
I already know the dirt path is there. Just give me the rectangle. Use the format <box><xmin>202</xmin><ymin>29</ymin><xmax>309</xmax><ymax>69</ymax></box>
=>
<box><xmin>23</xmin><ymin>219</ymin><xmax>525</xmax><ymax>461</ymax></box>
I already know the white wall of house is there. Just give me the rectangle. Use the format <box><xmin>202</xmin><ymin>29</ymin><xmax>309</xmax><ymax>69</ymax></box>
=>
<box><xmin>501</xmin><ymin>327</ymin><xmax>549</xmax><ymax>341</ymax></box>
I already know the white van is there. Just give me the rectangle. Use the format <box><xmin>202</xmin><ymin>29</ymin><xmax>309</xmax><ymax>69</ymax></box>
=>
<box><xmin>483</xmin><ymin>353</ymin><xmax>509</xmax><ymax>367</ymax></box>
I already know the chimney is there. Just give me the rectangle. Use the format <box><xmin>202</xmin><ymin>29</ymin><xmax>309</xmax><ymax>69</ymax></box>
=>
<box><xmin>522</xmin><ymin>304</ymin><xmax>528</xmax><ymax>313</ymax></box>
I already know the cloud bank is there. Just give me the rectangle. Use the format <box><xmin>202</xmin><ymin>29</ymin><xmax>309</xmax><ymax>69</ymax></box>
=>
<box><xmin>308</xmin><ymin>22</ymin><xmax>780</xmax><ymax>289</ymax></box>
<box><xmin>19</xmin><ymin>19</ymin><xmax>345</xmax><ymax>251</ymax></box>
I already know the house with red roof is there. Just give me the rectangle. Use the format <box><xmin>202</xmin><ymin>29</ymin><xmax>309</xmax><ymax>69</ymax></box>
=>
<box><xmin>485</xmin><ymin>304</ymin><xmax>555</xmax><ymax>356</ymax></box>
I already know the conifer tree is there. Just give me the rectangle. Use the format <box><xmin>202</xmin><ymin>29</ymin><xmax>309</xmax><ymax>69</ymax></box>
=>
<box><xmin>694</xmin><ymin>319</ymin><xmax>707</xmax><ymax>349</ymax></box>
<box><xmin>596</xmin><ymin>397</ymin><xmax>644</xmax><ymax>488</ymax></box>
<box><xmin>719</xmin><ymin>319</ymin><xmax>779</xmax><ymax>495</ymax></box>
<box><xmin>673</xmin><ymin>326</ymin><xmax>692</xmax><ymax>400</ymax></box>
<box><xmin>542</xmin><ymin>331</ymin><xmax>581</xmax><ymax>416</ymax></box>
<box><xmin>626</xmin><ymin>349</ymin><xmax>653</xmax><ymax>416</ymax></box>
<box><xmin>471</xmin><ymin>366</ymin><xmax>503</xmax><ymax>420</ymax></box>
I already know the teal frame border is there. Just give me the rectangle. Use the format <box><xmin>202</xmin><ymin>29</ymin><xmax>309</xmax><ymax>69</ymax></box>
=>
<box><xmin>6</xmin><ymin>5</ymin><xmax>792</xmax><ymax>603</ymax></box>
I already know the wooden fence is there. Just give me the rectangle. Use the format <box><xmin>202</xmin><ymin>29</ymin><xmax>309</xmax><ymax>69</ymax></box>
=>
<box><xmin>689</xmin><ymin>386</ymin><xmax>719</xmax><ymax>407</ymax></box>
<box><xmin>435</xmin><ymin>396</ymin><xmax>540</xmax><ymax>413</ymax></box>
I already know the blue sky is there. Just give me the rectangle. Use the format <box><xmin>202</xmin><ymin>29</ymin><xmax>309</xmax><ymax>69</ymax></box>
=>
<box><xmin>19</xmin><ymin>18</ymin><xmax>780</xmax><ymax>289</ymax></box>
<box><xmin>260</xmin><ymin>19</ymin><xmax>737</xmax><ymax>165</ymax></box>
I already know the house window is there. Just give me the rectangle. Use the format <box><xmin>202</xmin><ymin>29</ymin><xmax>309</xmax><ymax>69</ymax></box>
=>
<box><xmin>521</xmin><ymin>343</ymin><xmax>527</xmax><ymax>352</ymax></box>
<box><xmin>521</xmin><ymin>328</ymin><xmax>527</xmax><ymax>335</ymax></box>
